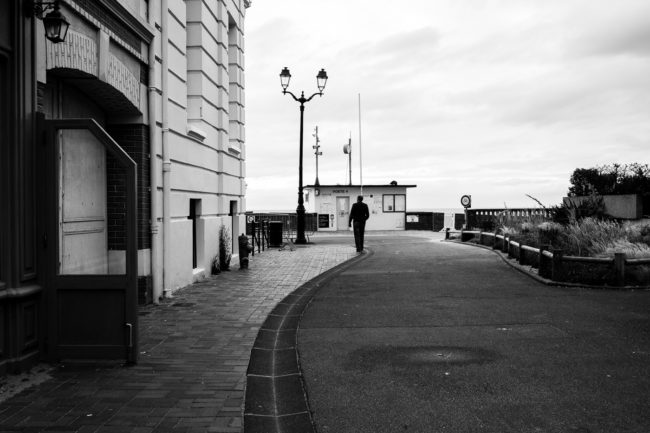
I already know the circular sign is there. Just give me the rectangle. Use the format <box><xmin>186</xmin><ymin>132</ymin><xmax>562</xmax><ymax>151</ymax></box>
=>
<box><xmin>460</xmin><ymin>195</ymin><xmax>471</xmax><ymax>208</ymax></box>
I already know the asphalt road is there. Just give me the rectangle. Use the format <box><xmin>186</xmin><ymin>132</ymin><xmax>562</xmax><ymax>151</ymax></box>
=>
<box><xmin>298</xmin><ymin>233</ymin><xmax>650</xmax><ymax>433</ymax></box>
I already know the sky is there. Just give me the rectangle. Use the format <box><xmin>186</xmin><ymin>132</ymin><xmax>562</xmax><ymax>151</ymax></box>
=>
<box><xmin>244</xmin><ymin>0</ymin><xmax>650</xmax><ymax>211</ymax></box>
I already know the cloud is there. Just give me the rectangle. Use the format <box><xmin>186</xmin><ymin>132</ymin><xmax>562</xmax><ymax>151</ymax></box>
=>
<box><xmin>566</xmin><ymin>2</ymin><xmax>650</xmax><ymax>58</ymax></box>
<box><xmin>244</xmin><ymin>0</ymin><xmax>650</xmax><ymax>211</ymax></box>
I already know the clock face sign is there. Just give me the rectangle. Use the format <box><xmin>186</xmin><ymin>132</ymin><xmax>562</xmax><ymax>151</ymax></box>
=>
<box><xmin>460</xmin><ymin>195</ymin><xmax>471</xmax><ymax>208</ymax></box>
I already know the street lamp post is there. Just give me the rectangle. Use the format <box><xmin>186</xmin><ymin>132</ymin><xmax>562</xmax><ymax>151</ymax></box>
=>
<box><xmin>280</xmin><ymin>67</ymin><xmax>328</xmax><ymax>244</ymax></box>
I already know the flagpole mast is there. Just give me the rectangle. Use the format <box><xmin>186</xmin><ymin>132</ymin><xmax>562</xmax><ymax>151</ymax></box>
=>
<box><xmin>348</xmin><ymin>134</ymin><xmax>352</xmax><ymax>186</ymax></box>
<box><xmin>358</xmin><ymin>93</ymin><xmax>363</xmax><ymax>195</ymax></box>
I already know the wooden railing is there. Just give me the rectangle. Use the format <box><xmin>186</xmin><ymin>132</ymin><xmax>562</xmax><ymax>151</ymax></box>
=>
<box><xmin>448</xmin><ymin>230</ymin><xmax>650</xmax><ymax>287</ymax></box>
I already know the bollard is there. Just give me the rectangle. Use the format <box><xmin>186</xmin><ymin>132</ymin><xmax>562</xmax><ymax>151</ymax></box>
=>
<box><xmin>614</xmin><ymin>252</ymin><xmax>625</xmax><ymax>287</ymax></box>
<box><xmin>238</xmin><ymin>233</ymin><xmax>252</xmax><ymax>269</ymax></box>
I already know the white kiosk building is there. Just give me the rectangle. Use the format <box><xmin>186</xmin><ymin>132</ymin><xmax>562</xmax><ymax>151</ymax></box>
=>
<box><xmin>304</xmin><ymin>183</ymin><xmax>417</xmax><ymax>231</ymax></box>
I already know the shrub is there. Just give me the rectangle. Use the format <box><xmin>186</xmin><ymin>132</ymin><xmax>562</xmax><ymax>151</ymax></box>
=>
<box><xmin>219</xmin><ymin>225</ymin><xmax>232</xmax><ymax>271</ymax></box>
<box><xmin>563</xmin><ymin>218</ymin><xmax>626</xmax><ymax>257</ymax></box>
<box><xmin>595</xmin><ymin>240</ymin><xmax>650</xmax><ymax>259</ymax></box>
<box><xmin>624</xmin><ymin>221</ymin><xmax>650</xmax><ymax>245</ymax></box>
<box><xmin>537</xmin><ymin>221</ymin><xmax>564</xmax><ymax>248</ymax></box>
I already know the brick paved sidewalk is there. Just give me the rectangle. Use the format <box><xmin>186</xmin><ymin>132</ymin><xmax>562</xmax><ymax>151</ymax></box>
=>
<box><xmin>0</xmin><ymin>238</ymin><xmax>356</xmax><ymax>433</ymax></box>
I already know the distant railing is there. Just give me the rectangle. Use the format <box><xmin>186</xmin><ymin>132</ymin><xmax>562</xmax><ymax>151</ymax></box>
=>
<box><xmin>448</xmin><ymin>230</ymin><xmax>650</xmax><ymax>287</ymax></box>
<box><xmin>246</xmin><ymin>219</ymin><xmax>269</xmax><ymax>256</ymax></box>
<box><xmin>466</xmin><ymin>208</ymin><xmax>552</xmax><ymax>231</ymax></box>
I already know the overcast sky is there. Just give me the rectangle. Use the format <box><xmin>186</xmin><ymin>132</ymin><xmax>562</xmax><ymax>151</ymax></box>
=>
<box><xmin>244</xmin><ymin>0</ymin><xmax>650</xmax><ymax>211</ymax></box>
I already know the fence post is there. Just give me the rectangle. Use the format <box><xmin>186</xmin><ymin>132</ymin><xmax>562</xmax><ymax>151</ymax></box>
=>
<box><xmin>615</xmin><ymin>252</ymin><xmax>626</xmax><ymax>287</ymax></box>
<box><xmin>492</xmin><ymin>234</ymin><xmax>497</xmax><ymax>249</ymax></box>
<box><xmin>538</xmin><ymin>244</ymin><xmax>550</xmax><ymax>278</ymax></box>
<box><xmin>551</xmin><ymin>249</ymin><xmax>563</xmax><ymax>281</ymax></box>
<box><xmin>518</xmin><ymin>244</ymin><xmax>525</xmax><ymax>265</ymax></box>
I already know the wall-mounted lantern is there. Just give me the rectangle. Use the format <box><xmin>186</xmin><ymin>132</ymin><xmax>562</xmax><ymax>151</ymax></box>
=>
<box><xmin>30</xmin><ymin>0</ymin><xmax>70</xmax><ymax>43</ymax></box>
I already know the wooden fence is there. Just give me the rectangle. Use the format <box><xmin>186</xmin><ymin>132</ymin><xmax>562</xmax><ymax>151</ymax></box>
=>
<box><xmin>450</xmin><ymin>230</ymin><xmax>650</xmax><ymax>287</ymax></box>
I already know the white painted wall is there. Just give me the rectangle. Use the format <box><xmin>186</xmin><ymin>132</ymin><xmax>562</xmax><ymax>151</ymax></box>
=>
<box><xmin>160</xmin><ymin>0</ymin><xmax>248</xmax><ymax>291</ymax></box>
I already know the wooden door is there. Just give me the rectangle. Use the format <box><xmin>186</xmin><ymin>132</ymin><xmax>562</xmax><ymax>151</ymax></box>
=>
<box><xmin>45</xmin><ymin>119</ymin><xmax>138</xmax><ymax>363</ymax></box>
<box><xmin>58</xmin><ymin>129</ymin><xmax>108</xmax><ymax>274</ymax></box>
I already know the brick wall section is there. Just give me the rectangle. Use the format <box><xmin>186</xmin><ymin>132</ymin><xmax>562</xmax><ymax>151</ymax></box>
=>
<box><xmin>106</xmin><ymin>156</ymin><xmax>127</xmax><ymax>250</ymax></box>
<box><xmin>73</xmin><ymin>0</ymin><xmax>141</xmax><ymax>51</ymax></box>
<box><xmin>106</xmin><ymin>123</ymin><xmax>151</xmax><ymax>251</ymax></box>
<box><xmin>107</xmin><ymin>123</ymin><xmax>153</xmax><ymax>304</ymax></box>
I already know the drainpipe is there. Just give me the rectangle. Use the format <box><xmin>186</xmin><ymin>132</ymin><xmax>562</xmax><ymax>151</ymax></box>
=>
<box><xmin>148</xmin><ymin>1</ymin><xmax>162</xmax><ymax>303</ymax></box>
<box><xmin>161</xmin><ymin>0</ymin><xmax>172</xmax><ymax>298</ymax></box>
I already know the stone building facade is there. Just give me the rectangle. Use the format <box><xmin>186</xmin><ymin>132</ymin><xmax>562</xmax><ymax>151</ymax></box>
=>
<box><xmin>0</xmin><ymin>0</ymin><xmax>250</xmax><ymax>374</ymax></box>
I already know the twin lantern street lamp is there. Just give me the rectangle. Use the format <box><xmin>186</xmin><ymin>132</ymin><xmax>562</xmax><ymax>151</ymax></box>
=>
<box><xmin>279</xmin><ymin>67</ymin><xmax>328</xmax><ymax>244</ymax></box>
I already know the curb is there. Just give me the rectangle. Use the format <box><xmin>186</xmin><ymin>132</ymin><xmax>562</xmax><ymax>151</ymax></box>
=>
<box><xmin>243</xmin><ymin>249</ymin><xmax>373</xmax><ymax>433</ymax></box>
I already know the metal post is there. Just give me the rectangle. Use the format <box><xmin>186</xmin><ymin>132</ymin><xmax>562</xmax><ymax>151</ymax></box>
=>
<box><xmin>296</xmin><ymin>98</ymin><xmax>307</xmax><ymax>244</ymax></box>
<box><xmin>313</xmin><ymin>126</ymin><xmax>321</xmax><ymax>186</ymax></box>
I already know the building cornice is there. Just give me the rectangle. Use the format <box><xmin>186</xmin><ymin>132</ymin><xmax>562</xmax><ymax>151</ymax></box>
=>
<box><xmin>306</xmin><ymin>184</ymin><xmax>417</xmax><ymax>188</ymax></box>
<box><xmin>66</xmin><ymin>0</ymin><xmax>155</xmax><ymax>44</ymax></box>
<box><xmin>98</xmin><ymin>0</ymin><xmax>155</xmax><ymax>43</ymax></box>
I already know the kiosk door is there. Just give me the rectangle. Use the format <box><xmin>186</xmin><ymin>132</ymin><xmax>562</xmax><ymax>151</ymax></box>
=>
<box><xmin>336</xmin><ymin>197</ymin><xmax>350</xmax><ymax>230</ymax></box>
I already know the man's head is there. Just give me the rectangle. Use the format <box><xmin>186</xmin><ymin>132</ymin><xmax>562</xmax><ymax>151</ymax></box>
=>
<box><xmin>357</xmin><ymin>195</ymin><xmax>363</xmax><ymax>202</ymax></box>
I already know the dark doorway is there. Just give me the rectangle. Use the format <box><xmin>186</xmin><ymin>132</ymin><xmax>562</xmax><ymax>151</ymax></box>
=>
<box><xmin>189</xmin><ymin>199</ymin><xmax>201</xmax><ymax>269</ymax></box>
<box><xmin>230</xmin><ymin>200</ymin><xmax>238</xmax><ymax>254</ymax></box>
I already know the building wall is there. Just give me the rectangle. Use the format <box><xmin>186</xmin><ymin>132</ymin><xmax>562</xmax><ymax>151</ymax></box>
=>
<box><xmin>0</xmin><ymin>0</ymin><xmax>42</xmax><ymax>375</ymax></box>
<box><xmin>1</xmin><ymin>0</ymin><xmax>250</xmax><ymax>375</ymax></box>
<box><xmin>160</xmin><ymin>0</ymin><xmax>248</xmax><ymax>292</ymax></box>
<box><xmin>563</xmin><ymin>194</ymin><xmax>643</xmax><ymax>220</ymax></box>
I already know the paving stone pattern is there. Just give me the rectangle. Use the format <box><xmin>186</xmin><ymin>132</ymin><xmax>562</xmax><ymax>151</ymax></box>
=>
<box><xmin>0</xmin><ymin>242</ymin><xmax>355</xmax><ymax>433</ymax></box>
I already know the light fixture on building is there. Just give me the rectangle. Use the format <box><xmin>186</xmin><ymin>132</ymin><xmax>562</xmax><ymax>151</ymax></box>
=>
<box><xmin>30</xmin><ymin>0</ymin><xmax>70</xmax><ymax>43</ymax></box>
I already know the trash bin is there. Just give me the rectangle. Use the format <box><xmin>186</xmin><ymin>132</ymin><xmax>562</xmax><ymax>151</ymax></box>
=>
<box><xmin>238</xmin><ymin>233</ymin><xmax>252</xmax><ymax>269</ymax></box>
<box><xmin>269</xmin><ymin>221</ymin><xmax>283</xmax><ymax>247</ymax></box>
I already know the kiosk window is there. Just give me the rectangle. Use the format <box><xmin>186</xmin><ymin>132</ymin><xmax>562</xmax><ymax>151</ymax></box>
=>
<box><xmin>383</xmin><ymin>194</ymin><xmax>406</xmax><ymax>212</ymax></box>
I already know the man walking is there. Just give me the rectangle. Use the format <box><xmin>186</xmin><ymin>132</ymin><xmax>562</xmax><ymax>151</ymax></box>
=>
<box><xmin>348</xmin><ymin>195</ymin><xmax>370</xmax><ymax>252</ymax></box>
